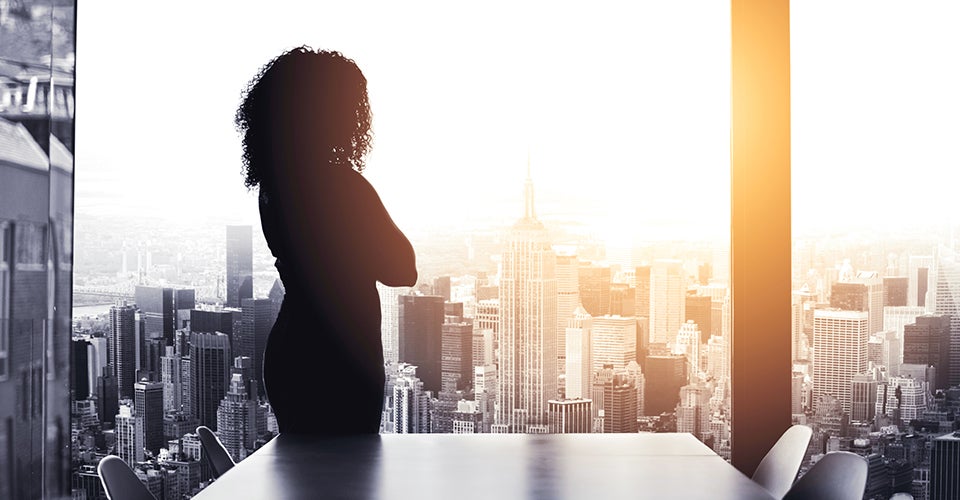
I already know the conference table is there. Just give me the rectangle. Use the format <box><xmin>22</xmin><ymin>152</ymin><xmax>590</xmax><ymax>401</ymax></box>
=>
<box><xmin>194</xmin><ymin>433</ymin><xmax>777</xmax><ymax>499</ymax></box>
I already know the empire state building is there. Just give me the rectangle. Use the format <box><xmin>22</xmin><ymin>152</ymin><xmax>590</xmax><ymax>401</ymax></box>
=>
<box><xmin>496</xmin><ymin>167</ymin><xmax>558</xmax><ymax>433</ymax></box>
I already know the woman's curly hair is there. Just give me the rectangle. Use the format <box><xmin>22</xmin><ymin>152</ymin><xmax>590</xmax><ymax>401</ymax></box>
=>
<box><xmin>236</xmin><ymin>47</ymin><xmax>373</xmax><ymax>189</ymax></box>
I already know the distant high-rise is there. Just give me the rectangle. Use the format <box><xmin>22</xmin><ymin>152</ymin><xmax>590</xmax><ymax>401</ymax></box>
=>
<box><xmin>134</xmin><ymin>380</ymin><xmax>165</xmax><ymax>455</ymax></box>
<box><xmin>226</xmin><ymin>225</ymin><xmax>253</xmax><ymax>308</ymax></box>
<box><xmin>578</xmin><ymin>263</ymin><xmax>610</xmax><ymax>317</ymax></box>
<box><xmin>594</xmin><ymin>368</ymin><xmax>637</xmax><ymax>434</ymax></box>
<box><xmin>135</xmin><ymin>285</ymin><xmax>195</xmax><ymax>341</ymax></box>
<box><xmin>497</xmin><ymin>169</ymin><xmax>557</xmax><ymax>433</ymax></box>
<box><xmin>110</xmin><ymin>301</ymin><xmax>138</xmax><ymax>400</ymax></box>
<box><xmin>650</xmin><ymin>259</ymin><xmax>685</xmax><ymax>345</ymax></box>
<box><xmin>813</xmin><ymin>309</ymin><xmax>868</xmax><ymax>414</ymax></box>
<box><xmin>239</xmin><ymin>298</ymin><xmax>278</xmax><ymax>397</ymax></box>
<box><xmin>908</xmin><ymin>255</ymin><xmax>934</xmax><ymax>309</ymax></box>
<box><xmin>929</xmin><ymin>432</ymin><xmax>960</xmax><ymax>500</ymax></box>
<box><xmin>475</xmin><ymin>299</ymin><xmax>500</xmax><ymax>337</ymax></box>
<box><xmin>393</xmin><ymin>364</ymin><xmax>428</xmax><ymax>434</ymax></box>
<box><xmin>190</xmin><ymin>332</ymin><xmax>232</xmax><ymax>430</ymax></box>
<box><xmin>398</xmin><ymin>295</ymin><xmax>445</xmax><ymax>393</ymax></box>
<box><xmin>441</xmin><ymin>317</ymin><xmax>473</xmax><ymax>392</ymax></box>
<box><xmin>555</xmin><ymin>250</ymin><xmax>580</xmax><ymax>377</ymax></box>
<box><xmin>590</xmin><ymin>315</ymin><xmax>637</xmax><ymax>375</ymax></box>
<box><xmin>831</xmin><ymin>272</ymin><xmax>883</xmax><ymax>335</ymax></box>
<box><xmin>116</xmin><ymin>403</ymin><xmax>141</xmax><ymax>466</ymax></box>
<box><xmin>216</xmin><ymin>360</ymin><xmax>258</xmax><ymax>460</ymax></box>
<box><xmin>849</xmin><ymin>373</ymin><xmax>877</xmax><ymax>423</ymax></box>
<box><xmin>565</xmin><ymin>306</ymin><xmax>593</xmax><ymax>400</ymax></box>
<box><xmin>160</xmin><ymin>346</ymin><xmax>183</xmax><ymax>413</ymax></box>
<box><xmin>933</xmin><ymin>247</ymin><xmax>960</xmax><ymax>387</ymax></box>
<box><xmin>883</xmin><ymin>277</ymin><xmax>909</xmax><ymax>307</ymax></box>
<box><xmin>97</xmin><ymin>366</ymin><xmax>119</xmax><ymax>426</ymax></box>
<box><xmin>685</xmin><ymin>294</ymin><xmax>712</xmax><ymax>343</ymax></box>
<box><xmin>547</xmin><ymin>399</ymin><xmax>592</xmax><ymax>433</ymax></box>
<box><xmin>377</xmin><ymin>283</ymin><xmax>408</xmax><ymax>364</ymax></box>
<box><xmin>903</xmin><ymin>314</ymin><xmax>952</xmax><ymax>390</ymax></box>
<box><xmin>190</xmin><ymin>308</ymin><xmax>240</xmax><ymax>338</ymax></box>
<box><xmin>644</xmin><ymin>354</ymin><xmax>687</xmax><ymax>416</ymax></box>
<box><xmin>676</xmin><ymin>383</ymin><xmax>710</xmax><ymax>440</ymax></box>
<box><xmin>674</xmin><ymin>321</ymin><xmax>702</xmax><ymax>382</ymax></box>
<box><xmin>72</xmin><ymin>339</ymin><xmax>92</xmax><ymax>400</ymax></box>
<box><xmin>433</xmin><ymin>276</ymin><xmax>452</xmax><ymax>301</ymax></box>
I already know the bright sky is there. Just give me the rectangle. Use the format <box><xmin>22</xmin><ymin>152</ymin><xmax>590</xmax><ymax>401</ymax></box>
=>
<box><xmin>74</xmin><ymin>2</ymin><xmax>958</xmax><ymax>243</ymax></box>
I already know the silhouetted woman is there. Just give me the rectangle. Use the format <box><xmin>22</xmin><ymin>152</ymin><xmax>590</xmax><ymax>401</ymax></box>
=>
<box><xmin>236</xmin><ymin>47</ymin><xmax>417</xmax><ymax>434</ymax></box>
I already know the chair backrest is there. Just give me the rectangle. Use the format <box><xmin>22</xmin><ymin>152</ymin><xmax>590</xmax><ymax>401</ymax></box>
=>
<box><xmin>97</xmin><ymin>455</ymin><xmax>158</xmax><ymax>500</ymax></box>
<box><xmin>197</xmin><ymin>425</ymin><xmax>237</xmax><ymax>479</ymax></box>
<box><xmin>752</xmin><ymin>424</ymin><xmax>814</xmax><ymax>498</ymax></box>
<box><xmin>782</xmin><ymin>451</ymin><xmax>868</xmax><ymax>500</ymax></box>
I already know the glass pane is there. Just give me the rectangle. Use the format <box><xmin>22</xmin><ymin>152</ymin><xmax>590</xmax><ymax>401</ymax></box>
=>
<box><xmin>74</xmin><ymin>1</ymin><xmax>731</xmax><ymax>496</ymax></box>
<box><xmin>793</xmin><ymin>2</ymin><xmax>960</xmax><ymax>498</ymax></box>
<box><xmin>0</xmin><ymin>0</ymin><xmax>75</xmax><ymax>497</ymax></box>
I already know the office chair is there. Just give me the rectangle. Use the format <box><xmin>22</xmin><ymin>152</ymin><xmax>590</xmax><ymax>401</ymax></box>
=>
<box><xmin>197</xmin><ymin>425</ymin><xmax>237</xmax><ymax>479</ymax></box>
<box><xmin>97</xmin><ymin>455</ymin><xmax>158</xmax><ymax>500</ymax></box>
<box><xmin>782</xmin><ymin>451</ymin><xmax>868</xmax><ymax>500</ymax></box>
<box><xmin>751</xmin><ymin>424</ymin><xmax>814</xmax><ymax>498</ymax></box>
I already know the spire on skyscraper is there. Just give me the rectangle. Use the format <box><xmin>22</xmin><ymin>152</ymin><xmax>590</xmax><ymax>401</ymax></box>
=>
<box><xmin>523</xmin><ymin>153</ymin><xmax>536</xmax><ymax>220</ymax></box>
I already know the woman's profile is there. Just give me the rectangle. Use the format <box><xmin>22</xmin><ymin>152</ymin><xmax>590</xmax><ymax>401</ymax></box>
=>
<box><xmin>236</xmin><ymin>47</ymin><xmax>417</xmax><ymax>434</ymax></box>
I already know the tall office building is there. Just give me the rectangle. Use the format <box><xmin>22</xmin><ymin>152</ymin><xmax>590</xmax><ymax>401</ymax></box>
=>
<box><xmin>116</xmin><ymin>403</ymin><xmax>141</xmax><ymax>466</ymax></box>
<box><xmin>472</xmin><ymin>328</ymin><xmax>494</xmax><ymax>368</ymax></box>
<box><xmin>674</xmin><ymin>320</ymin><xmax>702</xmax><ymax>382</ymax></box>
<box><xmin>676</xmin><ymin>383</ymin><xmax>710</xmax><ymax>441</ymax></box>
<box><xmin>226</xmin><ymin>225</ymin><xmax>253</xmax><ymax>308</ymax></box>
<box><xmin>190</xmin><ymin>332</ymin><xmax>232</xmax><ymax>430</ymax></box>
<box><xmin>930</xmin><ymin>431</ymin><xmax>960</xmax><ymax>500</ymax></box>
<box><xmin>685</xmin><ymin>294</ymin><xmax>712</xmax><ymax>343</ymax></box>
<box><xmin>134</xmin><ymin>380</ymin><xmax>164</xmax><ymax>455</ymax></box>
<box><xmin>634</xmin><ymin>265</ymin><xmax>651</xmax><ymax>322</ymax></box>
<box><xmin>216</xmin><ymin>368</ymin><xmax>258</xmax><ymax>460</ymax></box>
<box><xmin>578</xmin><ymin>262</ymin><xmax>610</xmax><ymax>317</ymax></box>
<box><xmin>239</xmin><ymin>298</ymin><xmax>278</xmax><ymax>397</ymax></box>
<box><xmin>72</xmin><ymin>339</ymin><xmax>93</xmax><ymax>400</ymax></box>
<box><xmin>97</xmin><ymin>366</ymin><xmax>119</xmax><ymax>426</ymax></box>
<box><xmin>555</xmin><ymin>250</ymin><xmax>580</xmax><ymax>377</ymax></box>
<box><xmin>398</xmin><ymin>294</ymin><xmax>445</xmax><ymax>393</ymax></box>
<box><xmin>831</xmin><ymin>273</ymin><xmax>882</xmax><ymax>334</ymax></box>
<box><xmin>110</xmin><ymin>301</ymin><xmax>138</xmax><ymax>400</ymax></box>
<box><xmin>565</xmin><ymin>306</ymin><xmax>593</xmax><ymax>400</ymax></box>
<box><xmin>497</xmin><ymin>170</ymin><xmax>557</xmax><ymax>432</ymax></box>
<box><xmin>933</xmin><ymin>247</ymin><xmax>960</xmax><ymax>387</ymax></box>
<box><xmin>903</xmin><ymin>314</ymin><xmax>952</xmax><ymax>390</ymax></box>
<box><xmin>595</xmin><ymin>369</ymin><xmax>637</xmax><ymax>434</ymax></box>
<box><xmin>474</xmin><ymin>365</ymin><xmax>497</xmax><ymax>433</ymax></box>
<box><xmin>393</xmin><ymin>364</ymin><xmax>428</xmax><ymax>434</ymax></box>
<box><xmin>644</xmin><ymin>354</ymin><xmax>688</xmax><ymax>416</ymax></box>
<box><xmin>441</xmin><ymin>317</ymin><xmax>473</xmax><ymax>392</ymax></box>
<box><xmin>813</xmin><ymin>309</ymin><xmax>868</xmax><ymax>414</ymax></box>
<box><xmin>884</xmin><ymin>277</ymin><xmax>909</xmax><ymax>307</ymax></box>
<box><xmin>135</xmin><ymin>286</ymin><xmax>195</xmax><ymax>353</ymax></box>
<box><xmin>650</xmin><ymin>259</ymin><xmax>685</xmax><ymax>345</ymax></box>
<box><xmin>590</xmin><ymin>315</ymin><xmax>637</xmax><ymax>375</ymax></box>
<box><xmin>378</xmin><ymin>283</ymin><xmax>408</xmax><ymax>364</ymax></box>
<box><xmin>547</xmin><ymin>399</ymin><xmax>592</xmax><ymax>433</ymax></box>
<box><xmin>849</xmin><ymin>373</ymin><xmax>877</xmax><ymax>423</ymax></box>
<box><xmin>908</xmin><ymin>255</ymin><xmax>934</xmax><ymax>309</ymax></box>
<box><xmin>875</xmin><ymin>376</ymin><xmax>927</xmax><ymax>424</ymax></box>
<box><xmin>609</xmin><ymin>283</ymin><xmax>636</xmax><ymax>317</ymax></box>
<box><xmin>160</xmin><ymin>346</ymin><xmax>183</xmax><ymax>413</ymax></box>
<box><xmin>190</xmin><ymin>308</ymin><xmax>240</xmax><ymax>338</ymax></box>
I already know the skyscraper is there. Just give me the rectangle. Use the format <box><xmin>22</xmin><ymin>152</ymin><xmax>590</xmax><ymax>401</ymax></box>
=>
<box><xmin>831</xmin><ymin>272</ymin><xmax>883</xmax><ymax>335</ymax></box>
<box><xmin>903</xmin><ymin>314</ymin><xmax>951</xmax><ymax>390</ymax></box>
<box><xmin>239</xmin><ymin>298</ymin><xmax>278</xmax><ymax>397</ymax></box>
<box><xmin>226</xmin><ymin>225</ymin><xmax>253</xmax><ymax>308</ymax></box>
<box><xmin>813</xmin><ymin>309</ymin><xmax>868</xmax><ymax>414</ymax></box>
<box><xmin>930</xmin><ymin>431</ymin><xmax>960</xmax><ymax>500</ymax></box>
<box><xmin>393</xmin><ymin>364</ymin><xmax>428</xmax><ymax>434</ymax></box>
<box><xmin>377</xmin><ymin>282</ymin><xmax>408</xmax><ymax>364</ymax></box>
<box><xmin>190</xmin><ymin>332</ymin><xmax>231</xmax><ymax>430</ymax></box>
<box><xmin>110</xmin><ymin>301</ymin><xmax>138</xmax><ymax>400</ymax></box>
<box><xmin>590</xmin><ymin>315</ymin><xmax>637</xmax><ymax>375</ymax></box>
<box><xmin>398</xmin><ymin>294</ymin><xmax>445</xmax><ymax>393</ymax></box>
<box><xmin>135</xmin><ymin>285</ymin><xmax>195</xmax><ymax>342</ymax></box>
<box><xmin>644</xmin><ymin>354</ymin><xmax>687</xmax><ymax>416</ymax></box>
<box><xmin>134</xmin><ymin>380</ymin><xmax>165</xmax><ymax>455</ymax></box>
<box><xmin>650</xmin><ymin>259</ymin><xmax>685</xmax><ymax>345</ymax></box>
<box><xmin>555</xmin><ymin>250</ymin><xmax>580</xmax><ymax>377</ymax></box>
<box><xmin>547</xmin><ymin>399</ymin><xmax>592</xmax><ymax>433</ymax></box>
<box><xmin>497</xmin><ymin>168</ymin><xmax>557</xmax><ymax>433</ymax></box>
<box><xmin>674</xmin><ymin>320</ymin><xmax>702</xmax><ymax>382</ymax></box>
<box><xmin>685</xmin><ymin>294</ymin><xmax>712</xmax><ymax>343</ymax></box>
<box><xmin>216</xmin><ymin>361</ymin><xmax>258</xmax><ymax>460</ymax></box>
<box><xmin>883</xmin><ymin>276</ymin><xmax>909</xmax><ymax>307</ymax></box>
<box><xmin>933</xmin><ymin>247</ymin><xmax>960</xmax><ymax>387</ymax></box>
<box><xmin>441</xmin><ymin>316</ymin><xmax>473</xmax><ymax>392</ymax></box>
<box><xmin>578</xmin><ymin>262</ymin><xmax>610</xmax><ymax>317</ymax></box>
<box><xmin>565</xmin><ymin>306</ymin><xmax>593</xmax><ymax>400</ymax></box>
<box><xmin>116</xmin><ymin>403</ymin><xmax>141</xmax><ymax>466</ymax></box>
